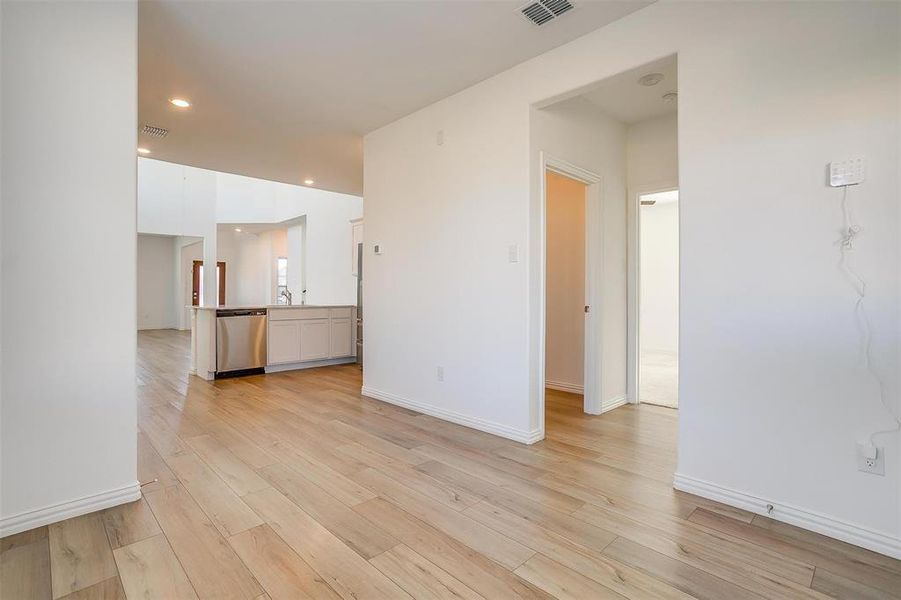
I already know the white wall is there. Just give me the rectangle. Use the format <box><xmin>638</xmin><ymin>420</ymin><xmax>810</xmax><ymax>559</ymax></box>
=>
<box><xmin>364</xmin><ymin>1</ymin><xmax>900</xmax><ymax>554</ymax></box>
<box><xmin>137</xmin><ymin>235</ymin><xmax>177</xmax><ymax>330</ymax></box>
<box><xmin>639</xmin><ymin>199</ymin><xmax>679</xmax><ymax>353</ymax></box>
<box><xmin>1</xmin><ymin>1</ymin><xmax>139</xmax><ymax>534</ymax></box>
<box><xmin>628</xmin><ymin>113</ymin><xmax>680</xmax><ymax>355</ymax></box>
<box><xmin>627</xmin><ymin>113</ymin><xmax>678</xmax><ymax>190</ymax></box>
<box><xmin>545</xmin><ymin>172</ymin><xmax>585</xmax><ymax>390</ymax></box>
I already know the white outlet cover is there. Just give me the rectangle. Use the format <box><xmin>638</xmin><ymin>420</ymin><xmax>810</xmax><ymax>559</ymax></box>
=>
<box><xmin>829</xmin><ymin>158</ymin><xmax>866</xmax><ymax>187</ymax></box>
<box><xmin>857</xmin><ymin>444</ymin><xmax>885</xmax><ymax>476</ymax></box>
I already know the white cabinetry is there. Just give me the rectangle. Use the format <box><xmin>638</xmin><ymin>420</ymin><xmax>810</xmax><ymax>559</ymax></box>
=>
<box><xmin>268</xmin><ymin>320</ymin><xmax>302</xmax><ymax>364</ymax></box>
<box><xmin>266</xmin><ymin>306</ymin><xmax>356</xmax><ymax>370</ymax></box>
<box><xmin>299</xmin><ymin>319</ymin><xmax>330</xmax><ymax>361</ymax></box>
<box><xmin>330</xmin><ymin>318</ymin><xmax>352</xmax><ymax>357</ymax></box>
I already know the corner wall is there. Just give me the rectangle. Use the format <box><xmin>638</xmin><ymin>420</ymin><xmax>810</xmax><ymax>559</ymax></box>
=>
<box><xmin>364</xmin><ymin>1</ymin><xmax>900</xmax><ymax>555</ymax></box>
<box><xmin>1</xmin><ymin>1</ymin><xmax>139</xmax><ymax>534</ymax></box>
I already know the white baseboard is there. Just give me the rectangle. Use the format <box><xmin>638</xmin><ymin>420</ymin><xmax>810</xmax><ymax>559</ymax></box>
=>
<box><xmin>545</xmin><ymin>380</ymin><xmax>584</xmax><ymax>394</ymax></box>
<box><xmin>362</xmin><ymin>386</ymin><xmax>542</xmax><ymax>445</ymax></box>
<box><xmin>674</xmin><ymin>473</ymin><xmax>901</xmax><ymax>560</ymax></box>
<box><xmin>601</xmin><ymin>394</ymin><xmax>627</xmax><ymax>413</ymax></box>
<box><xmin>0</xmin><ymin>482</ymin><xmax>141</xmax><ymax>538</ymax></box>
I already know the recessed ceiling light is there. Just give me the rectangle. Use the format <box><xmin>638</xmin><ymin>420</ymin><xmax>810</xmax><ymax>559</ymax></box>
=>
<box><xmin>304</xmin><ymin>179</ymin><xmax>314</xmax><ymax>186</ymax></box>
<box><xmin>169</xmin><ymin>98</ymin><xmax>191</xmax><ymax>108</ymax></box>
<box><xmin>137</xmin><ymin>147</ymin><xmax>151</xmax><ymax>154</ymax></box>
<box><xmin>638</xmin><ymin>73</ymin><xmax>664</xmax><ymax>87</ymax></box>
<box><xmin>234</xmin><ymin>227</ymin><xmax>242</xmax><ymax>233</ymax></box>
<box><xmin>662</xmin><ymin>91</ymin><xmax>678</xmax><ymax>102</ymax></box>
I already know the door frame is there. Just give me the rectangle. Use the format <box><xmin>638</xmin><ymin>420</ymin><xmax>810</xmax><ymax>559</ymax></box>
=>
<box><xmin>192</xmin><ymin>260</ymin><xmax>226</xmax><ymax>306</ymax></box>
<box><xmin>626</xmin><ymin>181</ymin><xmax>679</xmax><ymax>404</ymax></box>
<box><xmin>539</xmin><ymin>153</ymin><xmax>603</xmax><ymax>433</ymax></box>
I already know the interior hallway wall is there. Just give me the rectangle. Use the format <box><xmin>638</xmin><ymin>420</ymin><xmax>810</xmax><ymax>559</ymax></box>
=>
<box><xmin>627</xmin><ymin>113</ymin><xmax>678</xmax><ymax>190</ymax></box>
<box><xmin>1</xmin><ymin>0</ymin><xmax>139</xmax><ymax>534</ymax></box>
<box><xmin>545</xmin><ymin>172</ymin><xmax>586</xmax><ymax>392</ymax></box>
<box><xmin>137</xmin><ymin>234</ymin><xmax>177</xmax><ymax>330</ymax></box>
<box><xmin>364</xmin><ymin>2</ymin><xmax>900</xmax><ymax>552</ymax></box>
<box><xmin>531</xmin><ymin>98</ymin><xmax>629</xmax><ymax>415</ymax></box>
<box><xmin>639</xmin><ymin>199</ymin><xmax>679</xmax><ymax>354</ymax></box>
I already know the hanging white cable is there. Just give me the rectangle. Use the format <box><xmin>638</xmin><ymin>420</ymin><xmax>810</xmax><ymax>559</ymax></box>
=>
<box><xmin>836</xmin><ymin>184</ymin><xmax>901</xmax><ymax>444</ymax></box>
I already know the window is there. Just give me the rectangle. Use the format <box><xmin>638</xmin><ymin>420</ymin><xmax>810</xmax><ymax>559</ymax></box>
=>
<box><xmin>276</xmin><ymin>257</ymin><xmax>288</xmax><ymax>303</ymax></box>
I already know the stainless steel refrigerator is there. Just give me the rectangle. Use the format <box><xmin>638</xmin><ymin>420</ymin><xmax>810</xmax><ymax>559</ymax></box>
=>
<box><xmin>356</xmin><ymin>242</ymin><xmax>363</xmax><ymax>366</ymax></box>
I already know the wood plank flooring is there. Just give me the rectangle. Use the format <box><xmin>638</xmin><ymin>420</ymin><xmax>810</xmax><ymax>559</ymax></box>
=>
<box><xmin>2</xmin><ymin>329</ymin><xmax>899</xmax><ymax>599</ymax></box>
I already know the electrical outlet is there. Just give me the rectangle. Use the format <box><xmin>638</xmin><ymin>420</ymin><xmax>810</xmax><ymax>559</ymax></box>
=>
<box><xmin>436</xmin><ymin>366</ymin><xmax>444</xmax><ymax>382</ymax></box>
<box><xmin>857</xmin><ymin>443</ymin><xmax>885</xmax><ymax>476</ymax></box>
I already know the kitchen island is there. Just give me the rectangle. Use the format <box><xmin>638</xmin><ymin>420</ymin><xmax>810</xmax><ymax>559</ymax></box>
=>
<box><xmin>190</xmin><ymin>304</ymin><xmax>357</xmax><ymax>380</ymax></box>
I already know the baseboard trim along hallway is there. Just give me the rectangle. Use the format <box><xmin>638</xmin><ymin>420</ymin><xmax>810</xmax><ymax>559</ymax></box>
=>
<box><xmin>361</xmin><ymin>386</ymin><xmax>543</xmax><ymax>444</ymax></box>
<box><xmin>545</xmin><ymin>380</ymin><xmax>584</xmax><ymax>394</ymax></box>
<box><xmin>0</xmin><ymin>482</ymin><xmax>141</xmax><ymax>538</ymax></box>
<box><xmin>674</xmin><ymin>473</ymin><xmax>901</xmax><ymax>560</ymax></box>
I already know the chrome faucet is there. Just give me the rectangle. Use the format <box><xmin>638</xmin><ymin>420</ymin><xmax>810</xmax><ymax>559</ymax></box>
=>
<box><xmin>281</xmin><ymin>289</ymin><xmax>293</xmax><ymax>305</ymax></box>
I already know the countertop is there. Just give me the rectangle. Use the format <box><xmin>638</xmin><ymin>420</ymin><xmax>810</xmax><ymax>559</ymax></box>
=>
<box><xmin>190</xmin><ymin>304</ymin><xmax>355</xmax><ymax>311</ymax></box>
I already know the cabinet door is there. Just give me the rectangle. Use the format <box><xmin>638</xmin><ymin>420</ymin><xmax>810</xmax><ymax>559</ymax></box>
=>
<box><xmin>299</xmin><ymin>319</ymin><xmax>330</xmax><ymax>361</ymax></box>
<box><xmin>330</xmin><ymin>318</ymin><xmax>352</xmax><ymax>358</ymax></box>
<box><xmin>268</xmin><ymin>320</ymin><xmax>301</xmax><ymax>364</ymax></box>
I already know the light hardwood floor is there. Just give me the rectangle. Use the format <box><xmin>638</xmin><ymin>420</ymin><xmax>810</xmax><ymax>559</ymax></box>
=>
<box><xmin>2</xmin><ymin>329</ymin><xmax>900</xmax><ymax>599</ymax></box>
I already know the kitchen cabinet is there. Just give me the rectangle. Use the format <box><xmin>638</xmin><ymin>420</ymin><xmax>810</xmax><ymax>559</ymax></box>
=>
<box><xmin>330</xmin><ymin>318</ymin><xmax>352</xmax><ymax>358</ymax></box>
<box><xmin>264</xmin><ymin>306</ymin><xmax>355</xmax><ymax>370</ymax></box>
<box><xmin>268</xmin><ymin>320</ymin><xmax>302</xmax><ymax>364</ymax></box>
<box><xmin>299</xmin><ymin>319</ymin><xmax>330</xmax><ymax>361</ymax></box>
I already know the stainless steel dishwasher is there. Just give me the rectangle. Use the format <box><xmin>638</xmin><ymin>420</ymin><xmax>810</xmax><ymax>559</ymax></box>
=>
<box><xmin>216</xmin><ymin>309</ymin><xmax>267</xmax><ymax>375</ymax></box>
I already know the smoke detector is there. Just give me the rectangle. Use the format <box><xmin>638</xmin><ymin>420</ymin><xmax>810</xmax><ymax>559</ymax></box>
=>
<box><xmin>637</xmin><ymin>73</ymin><xmax>664</xmax><ymax>87</ymax></box>
<box><xmin>519</xmin><ymin>0</ymin><xmax>575</xmax><ymax>26</ymax></box>
<box><xmin>141</xmin><ymin>124</ymin><xmax>168</xmax><ymax>138</ymax></box>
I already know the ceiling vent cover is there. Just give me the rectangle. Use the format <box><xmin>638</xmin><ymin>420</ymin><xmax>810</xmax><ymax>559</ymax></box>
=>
<box><xmin>141</xmin><ymin>124</ymin><xmax>168</xmax><ymax>138</ymax></box>
<box><xmin>520</xmin><ymin>0</ymin><xmax>574</xmax><ymax>26</ymax></box>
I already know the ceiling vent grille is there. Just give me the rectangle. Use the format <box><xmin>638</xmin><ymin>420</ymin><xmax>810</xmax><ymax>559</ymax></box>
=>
<box><xmin>141</xmin><ymin>124</ymin><xmax>168</xmax><ymax>138</ymax></box>
<box><xmin>520</xmin><ymin>0</ymin><xmax>574</xmax><ymax>26</ymax></box>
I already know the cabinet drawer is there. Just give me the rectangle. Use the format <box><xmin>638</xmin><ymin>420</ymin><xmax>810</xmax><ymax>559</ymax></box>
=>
<box><xmin>330</xmin><ymin>307</ymin><xmax>352</xmax><ymax>319</ymax></box>
<box><xmin>269</xmin><ymin>307</ymin><xmax>330</xmax><ymax>321</ymax></box>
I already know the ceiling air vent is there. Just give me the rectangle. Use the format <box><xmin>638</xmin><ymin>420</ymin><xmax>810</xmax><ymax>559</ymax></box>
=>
<box><xmin>520</xmin><ymin>0</ymin><xmax>574</xmax><ymax>26</ymax></box>
<box><xmin>141</xmin><ymin>124</ymin><xmax>168</xmax><ymax>138</ymax></box>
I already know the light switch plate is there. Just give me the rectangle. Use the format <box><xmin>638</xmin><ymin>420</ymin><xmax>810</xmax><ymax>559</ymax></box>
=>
<box><xmin>829</xmin><ymin>158</ymin><xmax>866</xmax><ymax>187</ymax></box>
<box><xmin>508</xmin><ymin>244</ymin><xmax>519</xmax><ymax>263</ymax></box>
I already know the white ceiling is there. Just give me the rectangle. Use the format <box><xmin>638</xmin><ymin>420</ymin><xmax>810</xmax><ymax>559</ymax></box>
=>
<box><xmin>138</xmin><ymin>1</ymin><xmax>652</xmax><ymax>196</ymax></box>
<box><xmin>580</xmin><ymin>54</ymin><xmax>677</xmax><ymax>124</ymax></box>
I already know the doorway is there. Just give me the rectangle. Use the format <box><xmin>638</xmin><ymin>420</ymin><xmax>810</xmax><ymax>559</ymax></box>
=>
<box><xmin>631</xmin><ymin>188</ymin><xmax>679</xmax><ymax>408</ymax></box>
<box><xmin>192</xmin><ymin>260</ymin><xmax>226</xmax><ymax>306</ymax></box>
<box><xmin>539</xmin><ymin>155</ymin><xmax>603</xmax><ymax>436</ymax></box>
<box><xmin>545</xmin><ymin>171</ymin><xmax>587</xmax><ymax>401</ymax></box>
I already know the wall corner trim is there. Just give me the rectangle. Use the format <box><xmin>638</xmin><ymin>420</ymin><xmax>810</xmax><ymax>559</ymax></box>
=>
<box><xmin>0</xmin><ymin>482</ymin><xmax>141</xmax><ymax>538</ymax></box>
<box><xmin>361</xmin><ymin>386</ymin><xmax>542</xmax><ymax>445</ymax></box>
<box><xmin>673</xmin><ymin>473</ymin><xmax>901</xmax><ymax>560</ymax></box>
<box><xmin>601</xmin><ymin>395</ymin><xmax>627</xmax><ymax>413</ymax></box>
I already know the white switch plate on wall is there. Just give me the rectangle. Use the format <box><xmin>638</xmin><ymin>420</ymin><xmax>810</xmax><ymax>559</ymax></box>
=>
<box><xmin>829</xmin><ymin>158</ymin><xmax>866</xmax><ymax>187</ymax></box>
